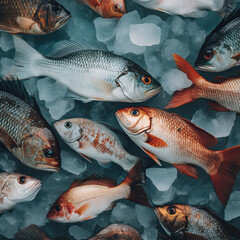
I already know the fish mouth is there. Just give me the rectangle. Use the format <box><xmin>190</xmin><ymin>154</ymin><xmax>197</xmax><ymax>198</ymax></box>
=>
<box><xmin>195</xmin><ymin>64</ymin><xmax>215</xmax><ymax>72</ymax></box>
<box><xmin>58</xmin><ymin>14</ymin><xmax>71</xmax><ymax>27</ymax></box>
<box><xmin>36</xmin><ymin>163</ymin><xmax>60</xmax><ymax>172</ymax></box>
<box><xmin>144</xmin><ymin>86</ymin><xmax>162</xmax><ymax>98</ymax></box>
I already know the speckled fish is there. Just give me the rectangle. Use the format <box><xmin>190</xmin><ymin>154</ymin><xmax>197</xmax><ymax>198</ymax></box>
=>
<box><xmin>47</xmin><ymin>161</ymin><xmax>151</xmax><ymax>223</ymax></box>
<box><xmin>0</xmin><ymin>0</ymin><xmax>71</xmax><ymax>34</ymax></box>
<box><xmin>134</xmin><ymin>0</ymin><xmax>235</xmax><ymax>18</ymax></box>
<box><xmin>0</xmin><ymin>78</ymin><xmax>60</xmax><ymax>171</ymax></box>
<box><xmin>166</xmin><ymin>54</ymin><xmax>240</xmax><ymax>113</ymax></box>
<box><xmin>77</xmin><ymin>0</ymin><xmax>126</xmax><ymax>18</ymax></box>
<box><xmin>0</xmin><ymin>172</ymin><xmax>41</xmax><ymax>213</ymax></box>
<box><xmin>54</xmin><ymin>118</ymin><xmax>141</xmax><ymax>171</ymax></box>
<box><xmin>155</xmin><ymin>204</ymin><xmax>240</xmax><ymax>240</ymax></box>
<box><xmin>195</xmin><ymin>7</ymin><xmax>240</xmax><ymax>72</ymax></box>
<box><xmin>116</xmin><ymin>106</ymin><xmax>240</xmax><ymax>206</ymax></box>
<box><xmin>10</xmin><ymin>36</ymin><xmax>162</xmax><ymax>103</ymax></box>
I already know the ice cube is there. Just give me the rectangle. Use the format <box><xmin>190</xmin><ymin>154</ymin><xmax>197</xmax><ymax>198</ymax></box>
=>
<box><xmin>69</xmin><ymin>225</ymin><xmax>91</xmax><ymax>240</ymax></box>
<box><xmin>171</xmin><ymin>16</ymin><xmax>185</xmax><ymax>36</ymax></box>
<box><xmin>1</xmin><ymin>58</ymin><xmax>13</xmax><ymax>76</ymax></box>
<box><xmin>224</xmin><ymin>191</ymin><xmax>240</xmax><ymax>221</ymax></box>
<box><xmin>0</xmin><ymin>152</ymin><xmax>16</xmax><ymax>173</ymax></box>
<box><xmin>0</xmin><ymin>32</ymin><xmax>14</xmax><ymax>52</ymax></box>
<box><xmin>135</xmin><ymin>205</ymin><xmax>156</xmax><ymax>228</ymax></box>
<box><xmin>142</xmin><ymin>228</ymin><xmax>158</xmax><ymax>240</ymax></box>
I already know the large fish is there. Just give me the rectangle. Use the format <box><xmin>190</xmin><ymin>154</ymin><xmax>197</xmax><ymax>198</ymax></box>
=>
<box><xmin>14</xmin><ymin>224</ymin><xmax>142</xmax><ymax>240</ymax></box>
<box><xmin>47</xmin><ymin>161</ymin><xmax>151</xmax><ymax>223</ymax></box>
<box><xmin>166</xmin><ymin>54</ymin><xmax>240</xmax><ymax>113</ymax></box>
<box><xmin>0</xmin><ymin>172</ymin><xmax>41</xmax><ymax>213</ymax></box>
<box><xmin>195</xmin><ymin>7</ymin><xmax>240</xmax><ymax>72</ymax></box>
<box><xmin>133</xmin><ymin>0</ymin><xmax>235</xmax><ymax>18</ymax></box>
<box><xmin>0</xmin><ymin>0</ymin><xmax>71</xmax><ymax>34</ymax></box>
<box><xmin>10</xmin><ymin>36</ymin><xmax>162</xmax><ymax>103</ymax></box>
<box><xmin>77</xmin><ymin>0</ymin><xmax>126</xmax><ymax>18</ymax></box>
<box><xmin>0</xmin><ymin>78</ymin><xmax>60</xmax><ymax>171</ymax></box>
<box><xmin>155</xmin><ymin>204</ymin><xmax>240</xmax><ymax>240</ymax></box>
<box><xmin>54</xmin><ymin>118</ymin><xmax>141</xmax><ymax>171</ymax></box>
<box><xmin>116</xmin><ymin>106</ymin><xmax>240</xmax><ymax>206</ymax></box>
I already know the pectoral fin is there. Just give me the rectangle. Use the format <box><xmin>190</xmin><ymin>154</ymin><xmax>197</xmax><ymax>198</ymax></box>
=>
<box><xmin>145</xmin><ymin>133</ymin><xmax>168</xmax><ymax>148</ymax></box>
<box><xmin>232</xmin><ymin>52</ymin><xmax>240</xmax><ymax>62</ymax></box>
<box><xmin>16</xmin><ymin>17</ymin><xmax>37</xmax><ymax>30</ymax></box>
<box><xmin>173</xmin><ymin>164</ymin><xmax>198</xmax><ymax>179</ymax></box>
<box><xmin>141</xmin><ymin>147</ymin><xmax>162</xmax><ymax>166</ymax></box>
<box><xmin>0</xmin><ymin>24</ymin><xmax>19</xmax><ymax>33</ymax></box>
<box><xmin>92</xmin><ymin>78</ymin><xmax>114</xmax><ymax>95</ymax></box>
<box><xmin>87</xmin><ymin>0</ymin><xmax>101</xmax><ymax>7</ymax></box>
<box><xmin>75</xmin><ymin>203</ymin><xmax>90</xmax><ymax>216</ymax></box>
<box><xmin>80</xmin><ymin>153</ymin><xmax>92</xmax><ymax>163</ymax></box>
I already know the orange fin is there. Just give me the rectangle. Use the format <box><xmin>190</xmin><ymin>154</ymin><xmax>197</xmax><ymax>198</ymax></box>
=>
<box><xmin>173</xmin><ymin>164</ymin><xmax>198</xmax><ymax>179</ymax></box>
<box><xmin>141</xmin><ymin>147</ymin><xmax>162</xmax><ymax>166</ymax></box>
<box><xmin>80</xmin><ymin>153</ymin><xmax>92</xmax><ymax>163</ymax></box>
<box><xmin>231</xmin><ymin>52</ymin><xmax>240</xmax><ymax>61</ymax></box>
<box><xmin>146</xmin><ymin>133</ymin><xmax>168</xmax><ymax>148</ymax></box>
<box><xmin>184</xmin><ymin>232</ymin><xmax>207</xmax><ymax>240</ymax></box>
<box><xmin>69</xmin><ymin>175</ymin><xmax>116</xmax><ymax>190</ymax></box>
<box><xmin>16</xmin><ymin>17</ymin><xmax>36</xmax><ymax>30</ymax></box>
<box><xmin>208</xmin><ymin>101</ymin><xmax>230</xmax><ymax>112</ymax></box>
<box><xmin>75</xmin><ymin>203</ymin><xmax>90</xmax><ymax>216</ymax></box>
<box><xmin>87</xmin><ymin>0</ymin><xmax>101</xmax><ymax>7</ymax></box>
<box><xmin>82</xmin><ymin>216</ymin><xmax>95</xmax><ymax>221</ymax></box>
<box><xmin>0</xmin><ymin>24</ymin><xmax>19</xmax><ymax>33</ymax></box>
<box><xmin>210</xmin><ymin>145</ymin><xmax>240</xmax><ymax>206</ymax></box>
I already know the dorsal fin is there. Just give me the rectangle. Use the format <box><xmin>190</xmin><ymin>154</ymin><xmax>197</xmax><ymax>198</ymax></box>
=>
<box><xmin>172</xmin><ymin>113</ymin><xmax>218</xmax><ymax>147</ymax></box>
<box><xmin>69</xmin><ymin>175</ymin><xmax>117</xmax><ymax>189</ymax></box>
<box><xmin>198</xmin><ymin>207</ymin><xmax>240</xmax><ymax>238</ymax></box>
<box><xmin>214</xmin><ymin>75</ymin><xmax>240</xmax><ymax>83</ymax></box>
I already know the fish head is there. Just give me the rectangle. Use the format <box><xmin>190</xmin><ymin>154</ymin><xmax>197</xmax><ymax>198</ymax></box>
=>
<box><xmin>116</xmin><ymin>107</ymin><xmax>151</xmax><ymax>135</ymax></box>
<box><xmin>195</xmin><ymin>37</ymin><xmax>233</xmax><ymax>72</ymax></box>
<box><xmin>1</xmin><ymin>173</ymin><xmax>41</xmax><ymax>202</ymax></box>
<box><xmin>34</xmin><ymin>0</ymin><xmax>71</xmax><ymax>33</ymax></box>
<box><xmin>54</xmin><ymin>119</ymin><xmax>83</xmax><ymax>143</ymax></box>
<box><xmin>154</xmin><ymin>205</ymin><xmax>188</xmax><ymax>235</ymax></box>
<box><xmin>116</xmin><ymin>69</ymin><xmax>162</xmax><ymax>102</ymax></box>
<box><xmin>101</xmin><ymin>0</ymin><xmax>126</xmax><ymax>18</ymax></box>
<box><xmin>21</xmin><ymin>128</ymin><xmax>61</xmax><ymax>172</ymax></box>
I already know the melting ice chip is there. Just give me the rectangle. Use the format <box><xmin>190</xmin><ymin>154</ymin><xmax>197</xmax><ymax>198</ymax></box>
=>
<box><xmin>142</xmin><ymin>228</ymin><xmax>158</xmax><ymax>240</ymax></box>
<box><xmin>191</xmin><ymin>110</ymin><xmax>236</xmax><ymax>138</ymax></box>
<box><xmin>129</xmin><ymin>23</ymin><xmax>161</xmax><ymax>47</ymax></box>
<box><xmin>146</xmin><ymin>168</ymin><xmax>177</xmax><ymax>192</ymax></box>
<box><xmin>135</xmin><ymin>205</ymin><xmax>156</xmax><ymax>228</ymax></box>
<box><xmin>69</xmin><ymin>225</ymin><xmax>91</xmax><ymax>240</ymax></box>
<box><xmin>224</xmin><ymin>191</ymin><xmax>240</xmax><ymax>221</ymax></box>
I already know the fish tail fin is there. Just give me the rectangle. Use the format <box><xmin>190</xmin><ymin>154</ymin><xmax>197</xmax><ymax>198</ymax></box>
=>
<box><xmin>217</xmin><ymin>0</ymin><xmax>235</xmax><ymax>18</ymax></box>
<box><xmin>210</xmin><ymin>145</ymin><xmax>240</xmax><ymax>206</ymax></box>
<box><xmin>14</xmin><ymin>224</ymin><xmax>49</xmax><ymax>240</ymax></box>
<box><xmin>10</xmin><ymin>36</ymin><xmax>44</xmax><ymax>79</ymax></box>
<box><xmin>123</xmin><ymin>161</ymin><xmax>151</xmax><ymax>207</ymax></box>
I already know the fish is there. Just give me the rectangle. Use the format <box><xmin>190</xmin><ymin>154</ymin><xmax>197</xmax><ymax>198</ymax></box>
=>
<box><xmin>54</xmin><ymin>118</ymin><xmax>141</xmax><ymax>171</ymax></box>
<box><xmin>155</xmin><ymin>204</ymin><xmax>240</xmax><ymax>240</ymax></box>
<box><xmin>166</xmin><ymin>54</ymin><xmax>240</xmax><ymax>113</ymax></box>
<box><xmin>47</xmin><ymin>161</ymin><xmax>151</xmax><ymax>223</ymax></box>
<box><xmin>14</xmin><ymin>224</ymin><xmax>142</xmax><ymax>240</ymax></box>
<box><xmin>0</xmin><ymin>172</ymin><xmax>41</xmax><ymax>213</ymax></box>
<box><xmin>195</xmin><ymin>7</ymin><xmax>240</xmax><ymax>72</ymax></box>
<box><xmin>133</xmin><ymin>0</ymin><xmax>235</xmax><ymax>18</ymax></box>
<box><xmin>77</xmin><ymin>0</ymin><xmax>126</xmax><ymax>18</ymax></box>
<box><xmin>116</xmin><ymin>106</ymin><xmax>240</xmax><ymax>206</ymax></box>
<box><xmin>10</xmin><ymin>36</ymin><xmax>162</xmax><ymax>103</ymax></box>
<box><xmin>0</xmin><ymin>0</ymin><xmax>71</xmax><ymax>34</ymax></box>
<box><xmin>0</xmin><ymin>77</ymin><xmax>60</xmax><ymax>171</ymax></box>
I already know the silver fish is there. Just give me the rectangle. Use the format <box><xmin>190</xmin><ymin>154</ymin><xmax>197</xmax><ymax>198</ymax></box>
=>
<box><xmin>10</xmin><ymin>36</ymin><xmax>162</xmax><ymax>103</ymax></box>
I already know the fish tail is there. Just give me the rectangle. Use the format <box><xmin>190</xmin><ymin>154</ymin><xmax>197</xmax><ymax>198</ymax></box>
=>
<box><xmin>165</xmin><ymin>54</ymin><xmax>206</xmax><ymax>109</ymax></box>
<box><xmin>123</xmin><ymin>161</ymin><xmax>152</xmax><ymax>207</ymax></box>
<box><xmin>217</xmin><ymin>0</ymin><xmax>235</xmax><ymax>18</ymax></box>
<box><xmin>10</xmin><ymin>36</ymin><xmax>44</xmax><ymax>79</ymax></box>
<box><xmin>210</xmin><ymin>145</ymin><xmax>240</xmax><ymax>206</ymax></box>
<box><xmin>14</xmin><ymin>224</ymin><xmax>49</xmax><ymax>240</ymax></box>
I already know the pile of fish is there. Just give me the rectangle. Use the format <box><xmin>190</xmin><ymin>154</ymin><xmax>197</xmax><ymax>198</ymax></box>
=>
<box><xmin>0</xmin><ymin>0</ymin><xmax>239</xmax><ymax>239</ymax></box>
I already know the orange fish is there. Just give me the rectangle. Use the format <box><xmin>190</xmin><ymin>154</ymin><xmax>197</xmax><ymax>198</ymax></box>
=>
<box><xmin>166</xmin><ymin>54</ymin><xmax>240</xmax><ymax>113</ymax></box>
<box><xmin>47</xmin><ymin>161</ymin><xmax>151</xmax><ymax>223</ymax></box>
<box><xmin>116</xmin><ymin>107</ymin><xmax>240</xmax><ymax>206</ymax></box>
<box><xmin>78</xmin><ymin>0</ymin><xmax>126</xmax><ymax>18</ymax></box>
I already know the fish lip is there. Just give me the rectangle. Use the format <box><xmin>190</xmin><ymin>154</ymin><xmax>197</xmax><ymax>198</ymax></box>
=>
<box><xmin>195</xmin><ymin>64</ymin><xmax>215</xmax><ymax>71</ymax></box>
<box><xmin>35</xmin><ymin>163</ymin><xmax>60</xmax><ymax>172</ymax></box>
<box><xmin>60</xmin><ymin>14</ymin><xmax>71</xmax><ymax>24</ymax></box>
<box><xmin>144</xmin><ymin>86</ymin><xmax>162</xmax><ymax>97</ymax></box>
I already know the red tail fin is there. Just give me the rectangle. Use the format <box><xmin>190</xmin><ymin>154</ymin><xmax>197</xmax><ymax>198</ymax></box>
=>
<box><xmin>210</xmin><ymin>145</ymin><xmax>240</xmax><ymax>207</ymax></box>
<box><xmin>123</xmin><ymin>161</ymin><xmax>152</xmax><ymax>207</ymax></box>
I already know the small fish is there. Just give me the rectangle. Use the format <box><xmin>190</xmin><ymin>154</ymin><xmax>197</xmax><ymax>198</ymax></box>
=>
<box><xmin>0</xmin><ymin>0</ymin><xmax>71</xmax><ymax>34</ymax></box>
<box><xmin>47</xmin><ymin>161</ymin><xmax>151</xmax><ymax>223</ymax></box>
<box><xmin>0</xmin><ymin>78</ymin><xmax>60</xmax><ymax>171</ymax></box>
<box><xmin>166</xmin><ymin>54</ymin><xmax>240</xmax><ymax>113</ymax></box>
<box><xmin>78</xmin><ymin>0</ymin><xmax>126</xmax><ymax>18</ymax></box>
<box><xmin>54</xmin><ymin>118</ymin><xmax>141</xmax><ymax>171</ymax></box>
<box><xmin>155</xmin><ymin>204</ymin><xmax>240</xmax><ymax>240</ymax></box>
<box><xmin>0</xmin><ymin>172</ymin><xmax>41</xmax><ymax>213</ymax></box>
<box><xmin>116</xmin><ymin>107</ymin><xmax>240</xmax><ymax>206</ymax></box>
<box><xmin>10</xmin><ymin>36</ymin><xmax>162</xmax><ymax>103</ymax></box>
<box><xmin>134</xmin><ymin>0</ymin><xmax>235</xmax><ymax>18</ymax></box>
<box><xmin>195</xmin><ymin>7</ymin><xmax>240</xmax><ymax>72</ymax></box>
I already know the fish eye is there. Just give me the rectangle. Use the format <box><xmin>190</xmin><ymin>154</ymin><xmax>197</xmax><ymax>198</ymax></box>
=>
<box><xmin>167</xmin><ymin>206</ymin><xmax>176</xmax><ymax>215</ymax></box>
<box><xmin>130</xmin><ymin>109</ymin><xmax>140</xmax><ymax>117</ymax></box>
<box><xmin>64</xmin><ymin>122</ymin><xmax>72</xmax><ymax>129</ymax></box>
<box><xmin>142</xmin><ymin>76</ymin><xmax>152</xmax><ymax>85</ymax></box>
<box><xmin>44</xmin><ymin>148</ymin><xmax>54</xmax><ymax>158</ymax></box>
<box><xmin>18</xmin><ymin>176</ymin><xmax>27</xmax><ymax>185</ymax></box>
<box><xmin>52</xmin><ymin>4</ymin><xmax>62</xmax><ymax>13</ymax></box>
<box><xmin>113</xmin><ymin>4</ymin><xmax>121</xmax><ymax>11</ymax></box>
<box><xmin>204</xmin><ymin>50</ymin><xmax>214</xmax><ymax>60</ymax></box>
<box><xmin>54</xmin><ymin>204</ymin><xmax>61</xmax><ymax>212</ymax></box>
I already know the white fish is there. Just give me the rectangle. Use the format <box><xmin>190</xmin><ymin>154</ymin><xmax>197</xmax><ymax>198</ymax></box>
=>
<box><xmin>0</xmin><ymin>172</ymin><xmax>41</xmax><ymax>213</ymax></box>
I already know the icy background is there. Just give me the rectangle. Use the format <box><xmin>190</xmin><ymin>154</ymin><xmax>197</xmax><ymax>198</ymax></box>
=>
<box><xmin>0</xmin><ymin>0</ymin><xmax>240</xmax><ymax>239</ymax></box>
